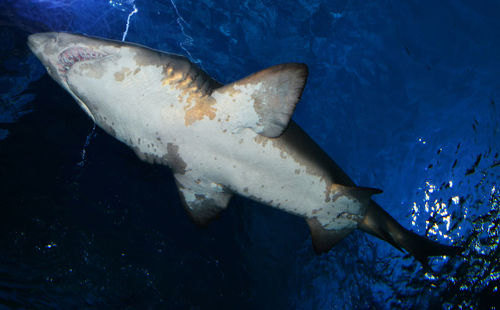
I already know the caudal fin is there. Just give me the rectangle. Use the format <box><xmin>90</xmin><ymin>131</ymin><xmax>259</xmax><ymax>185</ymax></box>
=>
<box><xmin>358</xmin><ymin>201</ymin><xmax>463</xmax><ymax>265</ymax></box>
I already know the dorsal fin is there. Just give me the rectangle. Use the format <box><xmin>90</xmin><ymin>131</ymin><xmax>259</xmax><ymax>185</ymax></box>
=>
<box><xmin>212</xmin><ymin>63</ymin><xmax>308</xmax><ymax>137</ymax></box>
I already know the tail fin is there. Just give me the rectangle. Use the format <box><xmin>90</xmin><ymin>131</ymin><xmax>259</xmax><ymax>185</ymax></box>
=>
<box><xmin>358</xmin><ymin>201</ymin><xmax>463</xmax><ymax>266</ymax></box>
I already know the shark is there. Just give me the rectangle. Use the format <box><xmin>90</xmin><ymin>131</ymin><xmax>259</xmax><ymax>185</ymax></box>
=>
<box><xmin>27</xmin><ymin>32</ymin><xmax>462</xmax><ymax>264</ymax></box>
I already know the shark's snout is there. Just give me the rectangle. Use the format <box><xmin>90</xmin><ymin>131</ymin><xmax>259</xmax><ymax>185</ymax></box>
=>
<box><xmin>28</xmin><ymin>32</ymin><xmax>116</xmax><ymax>76</ymax></box>
<box><xmin>27</xmin><ymin>32</ymin><xmax>63</xmax><ymax>77</ymax></box>
<box><xmin>27</xmin><ymin>32</ymin><xmax>102</xmax><ymax>122</ymax></box>
<box><xmin>27</xmin><ymin>32</ymin><xmax>58</xmax><ymax>53</ymax></box>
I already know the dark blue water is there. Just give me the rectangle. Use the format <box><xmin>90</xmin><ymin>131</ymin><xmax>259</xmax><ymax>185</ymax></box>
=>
<box><xmin>1</xmin><ymin>0</ymin><xmax>499</xmax><ymax>309</ymax></box>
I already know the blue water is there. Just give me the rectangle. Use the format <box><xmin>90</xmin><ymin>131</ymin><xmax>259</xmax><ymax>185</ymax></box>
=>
<box><xmin>1</xmin><ymin>0</ymin><xmax>499</xmax><ymax>309</ymax></box>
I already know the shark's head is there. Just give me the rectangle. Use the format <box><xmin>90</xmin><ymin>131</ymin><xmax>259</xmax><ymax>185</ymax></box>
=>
<box><xmin>27</xmin><ymin>32</ymin><xmax>213</xmax><ymax>146</ymax></box>
<box><xmin>27</xmin><ymin>32</ymin><xmax>127</xmax><ymax>122</ymax></box>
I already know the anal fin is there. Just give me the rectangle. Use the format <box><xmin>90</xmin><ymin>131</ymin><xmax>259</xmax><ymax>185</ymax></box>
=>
<box><xmin>306</xmin><ymin>217</ymin><xmax>352</xmax><ymax>254</ymax></box>
<box><xmin>175</xmin><ymin>174</ymin><xmax>232</xmax><ymax>227</ymax></box>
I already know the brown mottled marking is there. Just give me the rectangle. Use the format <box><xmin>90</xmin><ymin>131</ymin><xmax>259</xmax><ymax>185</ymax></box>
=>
<box><xmin>226</xmin><ymin>87</ymin><xmax>241</xmax><ymax>98</ymax></box>
<box><xmin>177</xmin><ymin>76</ymin><xmax>193</xmax><ymax>89</ymax></box>
<box><xmin>338</xmin><ymin>212</ymin><xmax>358</xmax><ymax>221</ymax></box>
<box><xmin>164</xmin><ymin>66</ymin><xmax>174</xmax><ymax>77</ymax></box>
<box><xmin>165</xmin><ymin>72</ymin><xmax>184</xmax><ymax>85</ymax></box>
<box><xmin>77</xmin><ymin>62</ymin><xmax>105</xmax><ymax>79</ymax></box>
<box><xmin>95</xmin><ymin>115</ymin><xmax>117</xmax><ymax>137</ymax></box>
<box><xmin>311</xmin><ymin>208</ymin><xmax>323</xmax><ymax>215</ymax></box>
<box><xmin>114</xmin><ymin>67</ymin><xmax>131</xmax><ymax>81</ymax></box>
<box><xmin>131</xmin><ymin>146</ymin><xmax>167</xmax><ymax>165</ymax></box>
<box><xmin>253</xmin><ymin>134</ymin><xmax>269</xmax><ymax>147</ymax></box>
<box><xmin>294</xmin><ymin>169</ymin><xmax>301</xmax><ymax>174</ymax></box>
<box><xmin>195</xmin><ymin>194</ymin><xmax>206</xmax><ymax>201</ymax></box>
<box><xmin>166</xmin><ymin>143</ymin><xmax>187</xmax><ymax>174</ymax></box>
<box><xmin>184</xmin><ymin>98</ymin><xmax>217</xmax><ymax>126</ymax></box>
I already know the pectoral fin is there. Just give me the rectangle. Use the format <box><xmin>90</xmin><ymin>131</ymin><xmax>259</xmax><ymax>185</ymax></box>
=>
<box><xmin>174</xmin><ymin>175</ymin><xmax>232</xmax><ymax>227</ymax></box>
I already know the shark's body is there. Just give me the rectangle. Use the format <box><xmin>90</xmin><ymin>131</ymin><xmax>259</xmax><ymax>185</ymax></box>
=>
<box><xmin>28</xmin><ymin>32</ymin><xmax>461</xmax><ymax>260</ymax></box>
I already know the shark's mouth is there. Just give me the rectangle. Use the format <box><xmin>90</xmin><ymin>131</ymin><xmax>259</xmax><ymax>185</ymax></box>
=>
<box><xmin>57</xmin><ymin>46</ymin><xmax>107</xmax><ymax>122</ymax></box>
<box><xmin>57</xmin><ymin>46</ymin><xmax>107</xmax><ymax>77</ymax></box>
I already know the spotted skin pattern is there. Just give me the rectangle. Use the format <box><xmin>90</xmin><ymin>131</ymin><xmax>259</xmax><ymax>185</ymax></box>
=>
<box><xmin>28</xmin><ymin>33</ymin><xmax>463</xmax><ymax>259</ymax></box>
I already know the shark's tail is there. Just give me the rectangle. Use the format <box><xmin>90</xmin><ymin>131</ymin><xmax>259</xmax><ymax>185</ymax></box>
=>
<box><xmin>358</xmin><ymin>200</ymin><xmax>463</xmax><ymax>266</ymax></box>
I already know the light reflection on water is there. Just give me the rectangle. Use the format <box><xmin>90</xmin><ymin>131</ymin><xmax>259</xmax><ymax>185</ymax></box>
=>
<box><xmin>411</xmin><ymin>180</ymin><xmax>458</xmax><ymax>242</ymax></box>
<box><xmin>412</xmin><ymin>180</ymin><xmax>457</xmax><ymax>241</ymax></box>
<box><xmin>411</xmin><ymin>150</ymin><xmax>499</xmax><ymax>308</ymax></box>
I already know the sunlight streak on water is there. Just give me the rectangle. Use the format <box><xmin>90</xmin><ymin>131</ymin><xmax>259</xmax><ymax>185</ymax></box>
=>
<box><xmin>76</xmin><ymin>0</ymin><xmax>137</xmax><ymax>168</ymax></box>
<box><xmin>170</xmin><ymin>0</ymin><xmax>201</xmax><ymax>65</ymax></box>
<box><xmin>121</xmin><ymin>4</ymin><xmax>138</xmax><ymax>41</ymax></box>
<box><xmin>108</xmin><ymin>0</ymin><xmax>138</xmax><ymax>41</ymax></box>
<box><xmin>76</xmin><ymin>123</ymin><xmax>96</xmax><ymax>167</ymax></box>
